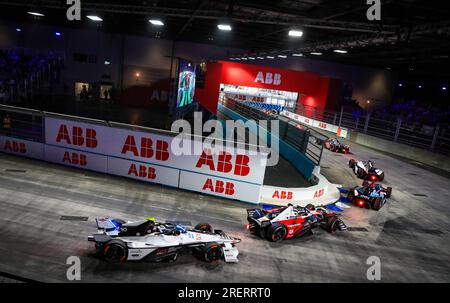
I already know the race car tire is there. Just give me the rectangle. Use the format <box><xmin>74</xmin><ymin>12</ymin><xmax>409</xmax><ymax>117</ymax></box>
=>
<box><xmin>102</xmin><ymin>239</ymin><xmax>128</xmax><ymax>263</ymax></box>
<box><xmin>357</xmin><ymin>168</ymin><xmax>366</xmax><ymax>179</ymax></box>
<box><xmin>330</xmin><ymin>145</ymin><xmax>336</xmax><ymax>152</ymax></box>
<box><xmin>348</xmin><ymin>159</ymin><xmax>356</xmax><ymax>168</ymax></box>
<box><xmin>386</xmin><ymin>187</ymin><xmax>392</xmax><ymax>198</ymax></box>
<box><xmin>378</xmin><ymin>172</ymin><xmax>385</xmax><ymax>182</ymax></box>
<box><xmin>324</xmin><ymin>217</ymin><xmax>340</xmax><ymax>233</ymax></box>
<box><xmin>202</xmin><ymin>242</ymin><xmax>223</xmax><ymax>263</ymax></box>
<box><xmin>347</xmin><ymin>191</ymin><xmax>355</xmax><ymax>203</ymax></box>
<box><xmin>372</xmin><ymin>198</ymin><xmax>382</xmax><ymax>211</ymax></box>
<box><xmin>305</xmin><ymin>204</ymin><xmax>315</xmax><ymax>210</ymax></box>
<box><xmin>267</xmin><ymin>223</ymin><xmax>287</xmax><ymax>242</ymax></box>
<box><xmin>195</xmin><ymin>223</ymin><xmax>213</xmax><ymax>233</ymax></box>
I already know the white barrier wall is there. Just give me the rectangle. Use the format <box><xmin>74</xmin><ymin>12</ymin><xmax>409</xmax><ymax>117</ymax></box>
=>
<box><xmin>259</xmin><ymin>167</ymin><xmax>342</xmax><ymax>207</ymax></box>
<box><xmin>43</xmin><ymin>116</ymin><xmax>268</xmax><ymax>203</ymax></box>
<box><xmin>44</xmin><ymin>145</ymin><xmax>109</xmax><ymax>173</ymax></box>
<box><xmin>179</xmin><ymin>171</ymin><xmax>263</xmax><ymax>203</ymax></box>
<box><xmin>0</xmin><ymin>135</ymin><xmax>44</xmax><ymax>160</ymax></box>
<box><xmin>281</xmin><ymin>111</ymin><xmax>348</xmax><ymax>138</ymax></box>
<box><xmin>107</xmin><ymin>157</ymin><xmax>180</xmax><ymax>187</ymax></box>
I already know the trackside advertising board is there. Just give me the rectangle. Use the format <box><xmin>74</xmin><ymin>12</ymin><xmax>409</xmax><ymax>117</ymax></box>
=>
<box><xmin>0</xmin><ymin>135</ymin><xmax>44</xmax><ymax>160</ymax></box>
<box><xmin>44</xmin><ymin>117</ymin><xmax>268</xmax><ymax>203</ymax></box>
<box><xmin>107</xmin><ymin>157</ymin><xmax>179</xmax><ymax>188</ymax></box>
<box><xmin>281</xmin><ymin>111</ymin><xmax>348</xmax><ymax>138</ymax></box>
<box><xmin>179</xmin><ymin>171</ymin><xmax>263</xmax><ymax>202</ymax></box>
<box><xmin>44</xmin><ymin>145</ymin><xmax>108</xmax><ymax>173</ymax></box>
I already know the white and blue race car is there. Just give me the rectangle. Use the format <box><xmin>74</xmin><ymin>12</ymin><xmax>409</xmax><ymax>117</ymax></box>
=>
<box><xmin>349</xmin><ymin>159</ymin><xmax>385</xmax><ymax>181</ymax></box>
<box><xmin>347</xmin><ymin>181</ymin><xmax>392</xmax><ymax>210</ymax></box>
<box><xmin>88</xmin><ymin>218</ymin><xmax>240</xmax><ymax>264</ymax></box>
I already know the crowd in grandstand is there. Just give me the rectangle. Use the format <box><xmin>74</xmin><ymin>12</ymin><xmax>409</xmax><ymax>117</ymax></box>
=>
<box><xmin>0</xmin><ymin>49</ymin><xmax>61</xmax><ymax>104</ymax></box>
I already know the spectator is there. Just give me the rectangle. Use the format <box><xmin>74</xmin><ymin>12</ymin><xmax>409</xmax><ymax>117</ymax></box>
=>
<box><xmin>3</xmin><ymin>114</ymin><xmax>12</xmax><ymax>136</ymax></box>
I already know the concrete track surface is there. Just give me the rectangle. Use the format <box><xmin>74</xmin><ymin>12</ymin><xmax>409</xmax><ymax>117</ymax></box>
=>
<box><xmin>0</xmin><ymin>140</ymin><xmax>449</xmax><ymax>283</ymax></box>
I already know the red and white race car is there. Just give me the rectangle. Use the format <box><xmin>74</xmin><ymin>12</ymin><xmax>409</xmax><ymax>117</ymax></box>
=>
<box><xmin>246</xmin><ymin>204</ymin><xmax>347</xmax><ymax>242</ymax></box>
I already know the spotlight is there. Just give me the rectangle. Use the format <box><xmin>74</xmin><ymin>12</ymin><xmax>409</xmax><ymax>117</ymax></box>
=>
<box><xmin>27</xmin><ymin>11</ymin><xmax>45</xmax><ymax>17</ymax></box>
<box><xmin>217</xmin><ymin>24</ymin><xmax>232</xmax><ymax>31</ymax></box>
<box><xmin>288</xmin><ymin>30</ymin><xmax>303</xmax><ymax>37</ymax></box>
<box><xmin>149</xmin><ymin>19</ymin><xmax>164</xmax><ymax>26</ymax></box>
<box><xmin>87</xmin><ymin>15</ymin><xmax>103</xmax><ymax>22</ymax></box>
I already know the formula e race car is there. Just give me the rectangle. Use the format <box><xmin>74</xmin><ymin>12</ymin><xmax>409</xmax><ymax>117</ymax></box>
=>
<box><xmin>348</xmin><ymin>159</ymin><xmax>385</xmax><ymax>181</ymax></box>
<box><xmin>323</xmin><ymin>138</ymin><xmax>350</xmax><ymax>153</ymax></box>
<box><xmin>246</xmin><ymin>204</ymin><xmax>347</xmax><ymax>242</ymax></box>
<box><xmin>88</xmin><ymin>217</ymin><xmax>240</xmax><ymax>263</ymax></box>
<box><xmin>347</xmin><ymin>181</ymin><xmax>392</xmax><ymax>210</ymax></box>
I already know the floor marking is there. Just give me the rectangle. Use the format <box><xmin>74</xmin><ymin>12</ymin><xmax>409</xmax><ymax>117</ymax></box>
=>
<box><xmin>60</xmin><ymin>216</ymin><xmax>89</xmax><ymax>221</ymax></box>
<box><xmin>347</xmin><ymin>227</ymin><xmax>369</xmax><ymax>232</ymax></box>
<box><xmin>4</xmin><ymin>169</ymin><xmax>27</xmax><ymax>173</ymax></box>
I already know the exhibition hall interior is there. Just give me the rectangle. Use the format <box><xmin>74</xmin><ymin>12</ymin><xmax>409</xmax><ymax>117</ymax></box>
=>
<box><xmin>0</xmin><ymin>0</ymin><xmax>449</xmax><ymax>285</ymax></box>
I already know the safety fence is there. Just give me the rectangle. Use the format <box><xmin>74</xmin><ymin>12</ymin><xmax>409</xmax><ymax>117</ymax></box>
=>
<box><xmin>295</xmin><ymin>103</ymin><xmax>450</xmax><ymax>156</ymax></box>
<box><xmin>0</xmin><ymin>104</ymin><xmax>269</xmax><ymax>204</ymax></box>
<box><xmin>219</xmin><ymin>96</ymin><xmax>327</xmax><ymax>167</ymax></box>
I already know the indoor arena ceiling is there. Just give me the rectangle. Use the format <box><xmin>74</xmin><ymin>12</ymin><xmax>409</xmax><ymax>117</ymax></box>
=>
<box><xmin>0</xmin><ymin>0</ymin><xmax>450</xmax><ymax>77</ymax></box>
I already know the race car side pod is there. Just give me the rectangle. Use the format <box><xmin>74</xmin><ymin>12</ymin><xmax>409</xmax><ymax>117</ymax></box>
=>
<box><xmin>262</xmin><ymin>204</ymin><xmax>278</xmax><ymax>210</ymax></box>
<box><xmin>326</xmin><ymin>204</ymin><xmax>343</xmax><ymax>212</ymax></box>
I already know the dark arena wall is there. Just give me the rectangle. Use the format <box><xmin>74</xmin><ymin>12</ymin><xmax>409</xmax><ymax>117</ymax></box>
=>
<box><xmin>0</xmin><ymin>21</ymin><xmax>396</xmax><ymax>112</ymax></box>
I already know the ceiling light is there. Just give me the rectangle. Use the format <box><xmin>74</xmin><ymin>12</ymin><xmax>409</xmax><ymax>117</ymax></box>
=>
<box><xmin>333</xmin><ymin>49</ymin><xmax>347</xmax><ymax>54</ymax></box>
<box><xmin>241</xmin><ymin>57</ymin><xmax>248</xmax><ymax>60</ymax></box>
<box><xmin>149</xmin><ymin>19</ymin><xmax>164</xmax><ymax>26</ymax></box>
<box><xmin>55</xmin><ymin>32</ymin><xmax>61</xmax><ymax>37</ymax></box>
<box><xmin>27</xmin><ymin>11</ymin><xmax>44</xmax><ymax>17</ymax></box>
<box><xmin>442</xmin><ymin>86</ymin><xmax>448</xmax><ymax>91</ymax></box>
<box><xmin>16</xmin><ymin>28</ymin><xmax>22</xmax><ymax>32</ymax></box>
<box><xmin>266</xmin><ymin>56</ymin><xmax>275</xmax><ymax>59</ymax></box>
<box><xmin>288</xmin><ymin>30</ymin><xmax>303</xmax><ymax>37</ymax></box>
<box><xmin>257</xmin><ymin>56</ymin><xmax>265</xmax><ymax>59</ymax></box>
<box><xmin>292</xmin><ymin>53</ymin><xmax>303</xmax><ymax>57</ymax></box>
<box><xmin>310</xmin><ymin>52</ymin><xmax>322</xmax><ymax>56</ymax></box>
<box><xmin>277</xmin><ymin>55</ymin><xmax>287</xmax><ymax>58</ymax></box>
<box><xmin>87</xmin><ymin>15</ymin><xmax>103</xmax><ymax>22</ymax></box>
<box><xmin>248</xmin><ymin>57</ymin><xmax>255</xmax><ymax>60</ymax></box>
<box><xmin>418</xmin><ymin>85</ymin><xmax>422</xmax><ymax>88</ymax></box>
<box><xmin>218</xmin><ymin>24</ymin><xmax>232</xmax><ymax>31</ymax></box>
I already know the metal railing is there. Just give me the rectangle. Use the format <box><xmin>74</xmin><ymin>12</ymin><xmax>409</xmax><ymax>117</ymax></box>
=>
<box><xmin>219</xmin><ymin>96</ymin><xmax>328</xmax><ymax>166</ymax></box>
<box><xmin>295</xmin><ymin>103</ymin><xmax>450</xmax><ymax>156</ymax></box>
<box><xmin>0</xmin><ymin>104</ymin><xmax>44</xmax><ymax>142</ymax></box>
<box><xmin>0</xmin><ymin>104</ymin><xmax>268</xmax><ymax>154</ymax></box>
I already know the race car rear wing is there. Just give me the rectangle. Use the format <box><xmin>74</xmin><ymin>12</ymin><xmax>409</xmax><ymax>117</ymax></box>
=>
<box><xmin>247</xmin><ymin>208</ymin><xmax>264</xmax><ymax>219</ymax></box>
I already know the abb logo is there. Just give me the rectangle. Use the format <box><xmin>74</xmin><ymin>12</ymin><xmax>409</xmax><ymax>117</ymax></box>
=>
<box><xmin>233</xmin><ymin>94</ymin><xmax>247</xmax><ymax>101</ymax></box>
<box><xmin>4</xmin><ymin>140</ymin><xmax>27</xmax><ymax>154</ymax></box>
<box><xmin>56</xmin><ymin>125</ymin><xmax>98</xmax><ymax>148</ymax></box>
<box><xmin>254</xmin><ymin>72</ymin><xmax>281</xmax><ymax>85</ymax></box>
<box><xmin>128</xmin><ymin>164</ymin><xmax>156</xmax><ymax>180</ymax></box>
<box><xmin>62</xmin><ymin>152</ymin><xmax>87</xmax><ymax>166</ymax></box>
<box><xmin>313</xmin><ymin>189</ymin><xmax>324</xmax><ymax>199</ymax></box>
<box><xmin>318</xmin><ymin>122</ymin><xmax>327</xmax><ymax>129</ymax></box>
<box><xmin>252</xmin><ymin>96</ymin><xmax>264</xmax><ymax>102</ymax></box>
<box><xmin>272</xmin><ymin>190</ymin><xmax>293</xmax><ymax>200</ymax></box>
<box><xmin>121</xmin><ymin>135</ymin><xmax>169</xmax><ymax>161</ymax></box>
<box><xmin>202</xmin><ymin>178</ymin><xmax>235</xmax><ymax>196</ymax></box>
<box><xmin>195</xmin><ymin>149</ymin><xmax>250</xmax><ymax>176</ymax></box>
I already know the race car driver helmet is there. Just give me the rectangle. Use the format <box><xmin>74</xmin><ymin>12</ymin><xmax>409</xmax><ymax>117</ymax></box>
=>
<box><xmin>367</xmin><ymin>160</ymin><xmax>374</xmax><ymax>168</ymax></box>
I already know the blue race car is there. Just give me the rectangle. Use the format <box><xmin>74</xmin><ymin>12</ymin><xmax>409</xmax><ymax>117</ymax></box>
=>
<box><xmin>347</xmin><ymin>181</ymin><xmax>392</xmax><ymax>210</ymax></box>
